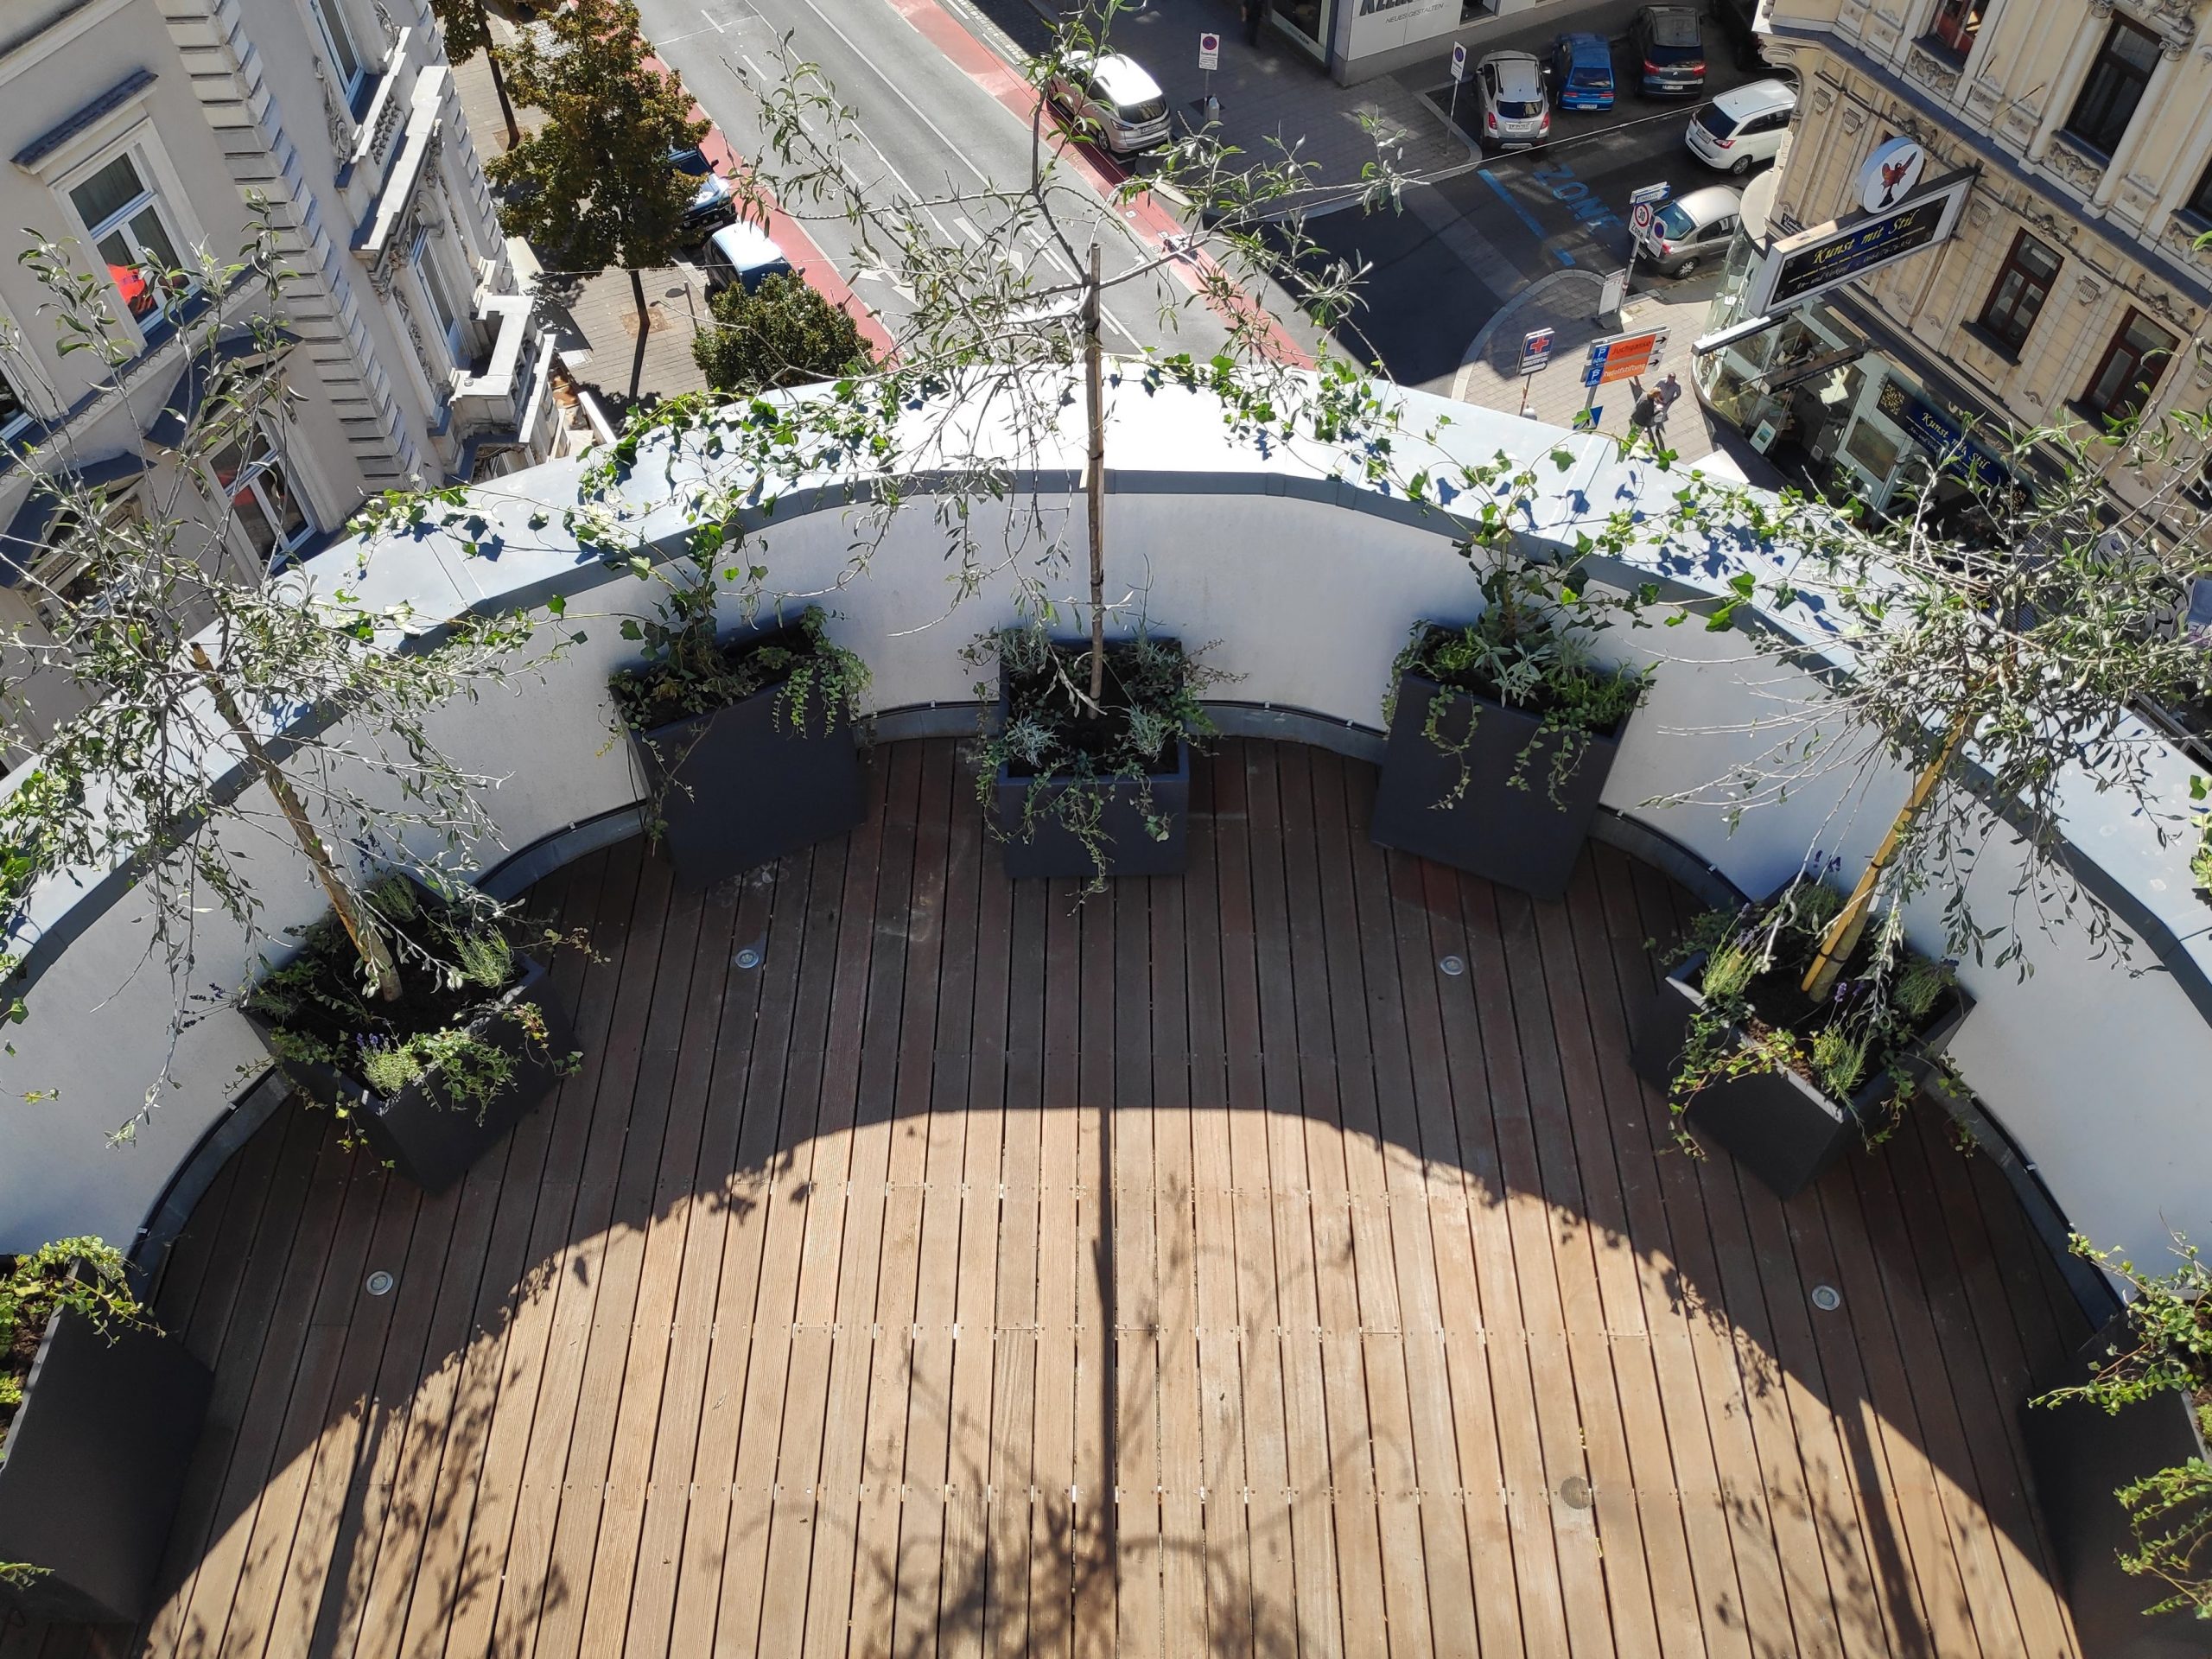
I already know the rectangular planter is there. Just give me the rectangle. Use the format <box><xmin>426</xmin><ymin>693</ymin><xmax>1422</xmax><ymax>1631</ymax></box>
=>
<box><xmin>247</xmin><ymin>954</ymin><xmax>573</xmax><ymax>1193</ymax></box>
<box><xmin>0</xmin><ymin>1304</ymin><xmax>213</xmax><ymax>1623</ymax></box>
<box><xmin>993</xmin><ymin>641</ymin><xmax>1191</xmax><ymax>881</ymax></box>
<box><xmin>1628</xmin><ymin>947</ymin><xmax>1972</xmax><ymax>1198</ymax></box>
<box><xmin>627</xmin><ymin>632</ymin><xmax>866</xmax><ymax>888</ymax></box>
<box><xmin>1369</xmin><ymin>667</ymin><xmax>1627</xmax><ymax>901</ymax></box>
<box><xmin>2022</xmin><ymin>1318</ymin><xmax>2212</xmax><ymax>1657</ymax></box>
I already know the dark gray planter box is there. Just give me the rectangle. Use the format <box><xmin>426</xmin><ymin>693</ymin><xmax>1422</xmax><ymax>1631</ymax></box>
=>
<box><xmin>246</xmin><ymin>954</ymin><xmax>573</xmax><ymax>1192</ymax></box>
<box><xmin>1629</xmin><ymin>947</ymin><xmax>1972</xmax><ymax>1198</ymax></box>
<box><xmin>993</xmin><ymin>641</ymin><xmax>1191</xmax><ymax>881</ymax></box>
<box><xmin>0</xmin><ymin>1305</ymin><xmax>212</xmax><ymax>1623</ymax></box>
<box><xmin>2022</xmin><ymin>1317</ymin><xmax>2212</xmax><ymax>1657</ymax></box>
<box><xmin>1369</xmin><ymin>666</ymin><xmax>1628</xmax><ymax>900</ymax></box>
<box><xmin>626</xmin><ymin>634</ymin><xmax>865</xmax><ymax>887</ymax></box>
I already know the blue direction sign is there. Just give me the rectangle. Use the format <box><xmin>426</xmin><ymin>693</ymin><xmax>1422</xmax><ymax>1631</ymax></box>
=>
<box><xmin>1629</xmin><ymin>181</ymin><xmax>1670</xmax><ymax>207</ymax></box>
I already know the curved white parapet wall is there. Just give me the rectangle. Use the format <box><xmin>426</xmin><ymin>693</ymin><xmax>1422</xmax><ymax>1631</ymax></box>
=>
<box><xmin>2</xmin><ymin>374</ymin><xmax>2206</xmax><ymax>1273</ymax></box>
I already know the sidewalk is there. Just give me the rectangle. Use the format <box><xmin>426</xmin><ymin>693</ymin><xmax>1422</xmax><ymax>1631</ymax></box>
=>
<box><xmin>448</xmin><ymin>22</ymin><xmax>711</xmax><ymax>418</ymax></box>
<box><xmin>1448</xmin><ymin>266</ymin><xmax>1781</xmax><ymax>483</ymax></box>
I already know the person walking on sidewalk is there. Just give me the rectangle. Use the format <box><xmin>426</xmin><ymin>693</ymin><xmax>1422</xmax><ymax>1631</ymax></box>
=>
<box><xmin>1244</xmin><ymin>0</ymin><xmax>1265</xmax><ymax>45</ymax></box>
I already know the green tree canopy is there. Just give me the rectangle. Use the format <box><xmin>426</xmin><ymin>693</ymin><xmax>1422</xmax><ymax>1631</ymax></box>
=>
<box><xmin>428</xmin><ymin>0</ymin><xmax>489</xmax><ymax>60</ymax></box>
<box><xmin>485</xmin><ymin>0</ymin><xmax>706</xmax><ymax>321</ymax></box>
<box><xmin>691</xmin><ymin>272</ymin><xmax>870</xmax><ymax>396</ymax></box>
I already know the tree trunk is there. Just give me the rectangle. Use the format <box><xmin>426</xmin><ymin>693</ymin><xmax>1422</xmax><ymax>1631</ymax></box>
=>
<box><xmin>1800</xmin><ymin>700</ymin><xmax>1977</xmax><ymax>1002</ymax></box>
<box><xmin>485</xmin><ymin>21</ymin><xmax>520</xmax><ymax>149</ymax></box>
<box><xmin>1084</xmin><ymin>243</ymin><xmax>1106</xmax><ymax>705</ymax></box>
<box><xmin>631</xmin><ymin>266</ymin><xmax>652</xmax><ymax>338</ymax></box>
<box><xmin>190</xmin><ymin>644</ymin><xmax>403</xmax><ymax>1003</ymax></box>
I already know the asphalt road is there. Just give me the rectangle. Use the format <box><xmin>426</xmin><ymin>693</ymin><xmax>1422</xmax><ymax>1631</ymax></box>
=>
<box><xmin>1303</xmin><ymin>96</ymin><xmax>1774</xmax><ymax>391</ymax></box>
<box><xmin>635</xmin><ymin>0</ymin><xmax>1249</xmax><ymax>360</ymax></box>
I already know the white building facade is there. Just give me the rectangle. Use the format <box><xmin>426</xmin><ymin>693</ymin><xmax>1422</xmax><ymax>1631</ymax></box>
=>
<box><xmin>0</xmin><ymin>0</ymin><xmax>556</xmax><ymax>746</ymax></box>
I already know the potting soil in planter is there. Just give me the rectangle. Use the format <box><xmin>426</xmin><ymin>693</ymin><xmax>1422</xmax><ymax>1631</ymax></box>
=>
<box><xmin>1370</xmin><ymin>623</ymin><xmax>1641</xmax><ymax>899</ymax></box>
<box><xmin>615</xmin><ymin>618</ymin><xmax>866</xmax><ymax>886</ymax></box>
<box><xmin>245</xmin><ymin>880</ymin><xmax>575</xmax><ymax>1192</ymax></box>
<box><xmin>993</xmin><ymin>637</ymin><xmax>1192</xmax><ymax>881</ymax></box>
<box><xmin>1630</xmin><ymin>893</ymin><xmax>1968</xmax><ymax>1198</ymax></box>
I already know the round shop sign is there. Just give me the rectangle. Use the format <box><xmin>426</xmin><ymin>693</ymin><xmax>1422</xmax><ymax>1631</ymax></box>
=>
<box><xmin>1857</xmin><ymin>136</ymin><xmax>1928</xmax><ymax>212</ymax></box>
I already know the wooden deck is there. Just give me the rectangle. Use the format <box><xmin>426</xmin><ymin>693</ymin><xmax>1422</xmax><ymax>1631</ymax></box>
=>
<box><xmin>8</xmin><ymin>737</ymin><xmax>2093</xmax><ymax>1659</ymax></box>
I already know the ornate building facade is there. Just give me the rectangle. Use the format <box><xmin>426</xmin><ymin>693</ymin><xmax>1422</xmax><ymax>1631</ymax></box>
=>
<box><xmin>0</xmin><ymin>0</ymin><xmax>557</xmax><ymax>747</ymax></box>
<box><xmin>1694</xmin><ymin>0</ymin><xmax>2212</xmax><ymax>531</ymax></box>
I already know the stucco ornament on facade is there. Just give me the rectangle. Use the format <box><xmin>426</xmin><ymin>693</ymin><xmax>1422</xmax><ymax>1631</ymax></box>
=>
<box><xmin>1906</xmin><ymin>45</ymin><xmax>1963</xmax><ymax>95</ymax></box>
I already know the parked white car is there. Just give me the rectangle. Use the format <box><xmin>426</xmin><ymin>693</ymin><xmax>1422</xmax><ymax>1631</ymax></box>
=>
<box><xmin>1476</xmin><ymin>51</ymin><xmax>1551</xmax><ymax>150</ymax></box>
<box><xmin>1686</xmin><ymin>78</ymin><xmax>1796</xmax><ymax>175</ymax></box>
<box><xmin>1045</xmin><ymin>51</ymin><xmax>1171</xmax><ymax>156</ymax></box>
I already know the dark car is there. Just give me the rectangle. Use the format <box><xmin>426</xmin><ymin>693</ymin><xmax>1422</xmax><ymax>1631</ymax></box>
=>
<box><xmin>1548</xmin><ymin>33</ymin><xmax>1616</xmax><ymax>111</ymax></box>
<box><xmin>1710</xmin><ymin>0</ymin><xmax>1764</xmax><ymax>68</ymax></box>
<box><xmin>1632</xmin><ymin>6</ymin><xmax>1707</xmax><ymax>96</ymax></box>
<box><xmin>671</xmin><ymin>146</ymin><xmax>738</xmax><ymax>243</ymax></box>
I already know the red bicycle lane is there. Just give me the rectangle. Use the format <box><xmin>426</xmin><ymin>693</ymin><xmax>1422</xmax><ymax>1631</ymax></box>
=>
<box><xmin>653</xmin><ymin>0</ymin><xmax>1311</xmax><ymax>373</ymax></box>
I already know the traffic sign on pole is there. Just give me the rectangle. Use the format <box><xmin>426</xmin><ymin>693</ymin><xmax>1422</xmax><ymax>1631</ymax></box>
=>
<box><xmin>1451</xmin><ymin>42</ymin><xmax>1468</xmax><ymax>81</ymax></box>
<box><xmin>1519</xmin><ymin>327</ymin><xmax>1554</xmax><ymax>375</ymax></box>
<box><xmin>1198</xmin><ymin>31</ymin><xmax>1220</xmax><ymax>70</ymax></box>
<box><xmin>1630</xmin><ymin>202</ymin><xmax>1655</xmax><ymax>233</ymax></box>
<box><xmin>1629</xmin><ymin>181</ymin><xmax>1671</xmax><ymax>207</ymax></box>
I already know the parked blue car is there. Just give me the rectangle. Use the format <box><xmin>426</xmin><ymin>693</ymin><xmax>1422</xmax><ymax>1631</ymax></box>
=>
<box><xmin>1548</xmin><ymin>33</ymin><xmax>1617</xmax><ymax>111</ymax></box>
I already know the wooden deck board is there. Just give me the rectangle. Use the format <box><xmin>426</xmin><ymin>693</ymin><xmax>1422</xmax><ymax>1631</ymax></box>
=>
<box><xmin>91</xmin><ymin>740</ymin><xmax>2088</xmax><ymax>1659</ymax></box>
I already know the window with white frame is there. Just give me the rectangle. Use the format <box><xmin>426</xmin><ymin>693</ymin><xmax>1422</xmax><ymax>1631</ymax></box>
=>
<box><xmin>310</xmin><ymin>0</ymin><xmax>368</xmax><ymax>111</ymax></box>
<box><xmin>28</xmin><ymin>498</ymin><xmax>142</xmax><ymax>635</ymax></box>
<box><xmin>67</xmin><ymin>150</ymin><xmax>189</xmax><ymax>324</ymax></box>
<box><xmin>411</xmin><ymin>228</ymin><xmax>469</xmax><ymax>360</ymax></box>
<box><xmin>209</xmin><ymin>429</ymin><xmax>315</xmax><ymax>567</ymax></box>
<box><xmin>0</xmin><ymin>365</ymin><xmax>30</xmax><ymax>440</ymax></box>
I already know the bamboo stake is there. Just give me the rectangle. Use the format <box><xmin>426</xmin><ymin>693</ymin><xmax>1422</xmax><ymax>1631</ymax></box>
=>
<box><xmin>1801</xmin><ymin>698</ymin><xmax>1977</xmax><ymax>1003</ymax></box>
<box><xmin>1084</xmin><ymin>242</ymin><xmax>1107</xmax><ymax>705</ymax></box>
<box><xmin>190</xmin><ymin>643</ymin><xmax>403</xmax><ymax>1002</ymax></box>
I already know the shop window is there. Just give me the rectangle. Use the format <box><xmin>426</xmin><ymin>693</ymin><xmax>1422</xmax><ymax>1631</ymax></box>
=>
<box><xmin>1843</xmin><ymin>413</ymin><xmax>1904</xmax><ymax>482</ymax></box>
<box><xmin>67</xmin><ymin>149</ymin><xmax>190</xmax><ymax>324</ymax></box>
<box><xmin>1975</xmin><ymin>231</ymin><xmax>2061</xmax><ymax>356</ymax></box>
<box><xmin>1929</xmin><ymin>0</ymin><xmax>1980</xmax><ymax>56</ymax></box>
<box><xmin>2063</xmin><ymin>16</ymin><xmax>2161</xmax><ymax>159</ymax></box>
<box><xmin>2079</xmin><ymin>307</ymin><xmax>2177</xmax><ymax>425</ymax></box>
<box><xmin>210</xmin><ymin>429</ymin><xmax>314</xmax><ymax>568</ymax></box>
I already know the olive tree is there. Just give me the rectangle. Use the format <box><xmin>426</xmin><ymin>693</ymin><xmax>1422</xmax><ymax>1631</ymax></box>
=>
<box><xmin>0</xmin><ymin>205</ymin><xmax>567</xmax><ymax>1137</ymax></box>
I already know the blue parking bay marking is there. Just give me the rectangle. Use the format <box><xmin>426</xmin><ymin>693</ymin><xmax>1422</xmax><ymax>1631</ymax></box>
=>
<box><xmin>1478</xmin><ymin>168</ymin><xmax>1575</xmax><ymax>267</ymax></box>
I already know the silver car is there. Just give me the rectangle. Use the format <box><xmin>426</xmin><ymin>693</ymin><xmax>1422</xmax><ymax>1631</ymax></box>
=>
<box><xmin>1477</xmin><ymin>51</ymin><xmax>1552</xmax><ymax>150</ymax></box>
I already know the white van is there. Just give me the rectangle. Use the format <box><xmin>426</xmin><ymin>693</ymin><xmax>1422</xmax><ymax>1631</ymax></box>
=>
<box><xmin>1045</xmin><ymin>51</ymin><xmax>1171</xmax><ymax>156</ymax></box>
<box><xmin>702</xmin><ymin>221</ymin><xmax>794</xmax><ymax>296</ymax></box>
<box><xmin>1686</xmin><ymin>78</ymin><xmax>1796</xmax><ymax>175</ymax></box>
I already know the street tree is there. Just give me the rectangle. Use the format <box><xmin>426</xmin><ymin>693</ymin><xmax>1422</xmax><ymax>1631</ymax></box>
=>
<box><xmin>691</xmin><ymin>270</ymin><xmax>871</xmax><ymax>396</ymax></box>
<box><xmin>485</xmin><ymin>0</ymin><xmax>707</xmax><ymax>336</ymax></box>
<box><xmin>428</xmin><ymin>0</ymin><xmax>518</xmax><ymax>149</ymax></box>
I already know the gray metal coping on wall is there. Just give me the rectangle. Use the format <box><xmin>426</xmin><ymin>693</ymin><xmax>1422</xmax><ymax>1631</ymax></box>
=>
<box><xmin>9</xmin><ymin>421</ymin><xmax>2209</xmax><ymax>1035</ymax></box>
<box><xmin>0</xmin><ymin>375</ymin><xmax>2200</xmax><ymax>1309</ymax></box>
<box><xmin>123</xmin><ymin>691</ymin><xmax>2115</xmax><ymax>1330</ymax></box>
